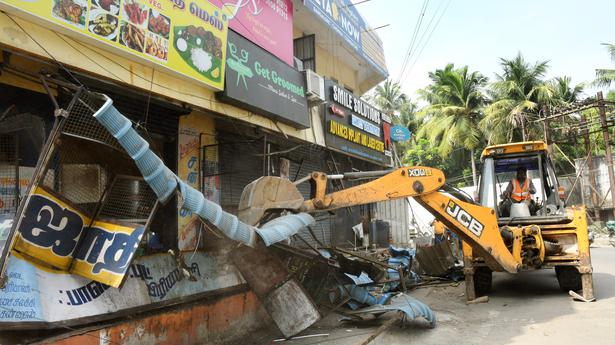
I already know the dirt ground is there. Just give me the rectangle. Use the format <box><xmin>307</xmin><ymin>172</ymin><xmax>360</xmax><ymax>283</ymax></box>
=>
<box><xmin>246</xmin><ymin>242</ymin><xmax>615</xmax><ymax>345</ymax></box>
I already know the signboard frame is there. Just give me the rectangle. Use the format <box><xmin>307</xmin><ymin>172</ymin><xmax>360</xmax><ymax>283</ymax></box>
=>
<box><xmin>0</xmin><ymin>0</ymin><xmax>229</xmax><ymax>90</ymax></box>
<box><xmin>217</xmin><ymin>30</ymin><xmax>310</xmax><ymax>129</ymax></box>
<box><xmin>323</xmin><ymin>79</ymin><xmax>392</xmax><ymax>167</ymax></box>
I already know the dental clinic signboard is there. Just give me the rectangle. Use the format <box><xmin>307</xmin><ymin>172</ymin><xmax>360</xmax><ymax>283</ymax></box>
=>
<box><xmin>211</xmin><ymin>0</ymin><xmax>294</xmax><ymax>66</ymax></box>
<box><xmin>303</xmin><ymin>0</ymin><xmax>387</xmax><ymax>76</ymax></box>
<box><xmin>217</xmin><ymin>30</ymin><xmax>309</xmax><ymax>129</ymax></box>
<box><xmin>324</xmin><ymin>79</ymin><xmax>392</xmax><ymax>166</ymax></box>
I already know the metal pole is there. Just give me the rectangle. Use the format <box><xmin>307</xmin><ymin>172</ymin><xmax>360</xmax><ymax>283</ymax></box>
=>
<box><xmin>597</xmin><ymin>91</ymin><xmax>615</xmax><ymax>219</ymax></box>
<box><xmin>542</xmin><ymin>106</ymin><xmax>553</xmax><ymax>160</ymax></box>
<box><xmin>581</xmin><ymin>115</ymin><xmax>601</xmax><ymax>221</ymax></box>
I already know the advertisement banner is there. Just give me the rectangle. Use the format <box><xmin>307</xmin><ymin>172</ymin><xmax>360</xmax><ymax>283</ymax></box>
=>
<box><xmin>177</xmin><ymin>113</ymin><xmax>219</xmax><ymax>251</ymax></box>
<box><xmin>218</xmin><ymin>30</ymin><xmax>310</xmax><ymax>128</ymax></box>
<box><xmin>12</xmin><ymin>187</ymin><xmax>144</xmax><ymax>287</ymax></box>
<box><xmin>0</xmin><ymin>251</ymin><xmax>243</xmax><ymax>324</ymax></box>
<box><xmin>303</xmin><ymin>0</ymin><xmax>387</xmax><ymax>76</ymax></box>
<box><xmin>324</xmin><ymin>79</ymin><xmax>391</xmax><ymax>166</ymax></box>
<box><xmin>0</xmin><ymin>0</ymin><xmax>229</xmax><ymax>90</ymax></box>
<box><xmin>211</xmin><ymin>0</ymin><xmax>294</xmax><ymax>66</ymax></box>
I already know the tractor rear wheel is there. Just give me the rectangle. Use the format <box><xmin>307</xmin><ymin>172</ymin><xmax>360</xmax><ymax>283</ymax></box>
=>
<box><xmin>555</xmin><ymin>266</ymin><xmax>582</xmax><ymax>292</ymax></box>
<box><xmin>473</xmin><ymin>267</ymin><xmax>492</xmax><ymax>297</ymax></box>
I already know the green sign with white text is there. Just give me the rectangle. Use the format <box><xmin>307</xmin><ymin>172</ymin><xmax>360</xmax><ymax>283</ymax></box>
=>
<box><xmin>217</xmin><ymin>30</ymin><xmax>309</xmax><ymax>129</ymax></box>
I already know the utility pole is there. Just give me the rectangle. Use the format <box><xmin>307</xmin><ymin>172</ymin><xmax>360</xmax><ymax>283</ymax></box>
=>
<box><xmin>581</xmin><ymin>115</ymin><xmax>601</xmax><ymax>222</ymax></box>
<box><xmin>597</xmin><ymin>91</ymin><xmax>615</xmax><ymax>219</ymax></box>
<box><xmin>542</xmin><ymin>106</ymin><xmax>553</xmax><ymax>160</ymax></box>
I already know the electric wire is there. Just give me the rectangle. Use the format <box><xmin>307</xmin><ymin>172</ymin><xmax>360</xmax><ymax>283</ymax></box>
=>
<box><xmin>397</xmin><ymin>0</ymin><xmax>430</xmax><ymax>84</ymax></box>
<box><xmin>400</xmin><ymin>0</ymin><xmax>452</xmax><ymax>86</ymax></box>
<box><xmin>398</xmin><ymin>0</ymin><xmax>446</xmax><ymax>84</ymax></box>
<box><xmin>4</xmin><ymin>12</ymin><xmax>83</xmax><ymax>87</ymax></box>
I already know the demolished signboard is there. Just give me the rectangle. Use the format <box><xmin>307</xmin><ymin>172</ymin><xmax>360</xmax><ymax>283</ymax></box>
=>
<box><xmin>13</xmin><ymin>187</ymin><xmax>144</xmax><ymax>287</ymax></box>
<box><xmin>3</xmin><ymin>91</ymin><xmax>159</xmax><ymax>288</ymax></box>
<box><xmin>0</xmin><ymin>0</ymin><xmax>229</xmax><ymax>90</ymax></box>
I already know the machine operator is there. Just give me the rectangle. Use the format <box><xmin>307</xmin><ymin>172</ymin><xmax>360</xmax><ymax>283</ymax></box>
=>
<box><xmin>501</xmin><ymin>166</ymin><xmax>537</xmax><ymax>216</ymax></box>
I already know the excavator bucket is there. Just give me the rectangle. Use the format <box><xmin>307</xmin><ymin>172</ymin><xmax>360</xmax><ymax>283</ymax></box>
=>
<box><xmin>238</xmin><ymin>176</ymin><xmax>305</xmax><ymax>226</ymax></box>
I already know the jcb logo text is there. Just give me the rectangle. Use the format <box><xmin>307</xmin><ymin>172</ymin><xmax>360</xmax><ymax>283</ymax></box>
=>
<box><xmin>445</xmin><ymin>201</ymin><xmax>484</xmax><ymax>237</ymax></box>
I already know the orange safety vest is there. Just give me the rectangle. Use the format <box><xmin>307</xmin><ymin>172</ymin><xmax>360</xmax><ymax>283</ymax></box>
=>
<box><xmin>511</xmin><ymin>178</ymin><xmax>530</xmax><ymax>201</ymax></box>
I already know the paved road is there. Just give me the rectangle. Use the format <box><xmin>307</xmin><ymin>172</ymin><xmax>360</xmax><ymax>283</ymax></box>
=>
<box><xmin>373</xmin><ymin>246</ymin><xmax>615</xmax><ymax>345</ymax></box>
<box><xmin>268</xmin><ymin>245</ymin><xmax>615</xmax><ymax>345</ymax></box>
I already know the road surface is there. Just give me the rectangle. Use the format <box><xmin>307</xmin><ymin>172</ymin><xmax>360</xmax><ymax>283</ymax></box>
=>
<box><xmin>260</xmin><ymin>245</ymin><xmax>615</xmax><ymax>345</ymax></box>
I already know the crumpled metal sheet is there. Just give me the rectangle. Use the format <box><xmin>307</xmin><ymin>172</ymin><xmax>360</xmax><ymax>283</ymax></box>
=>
<box><xmin>416</xmin><ymin>240</ymin><xmax>459</xmax><ymax>277</ymax></box>
<box><xmin>346</xmin><ymin>294</ymin><xmax>436</xmax><ymax>328</ymax></box>
<box><xmin>93</xmin><ymin>94</ymin><xmax>314</xmax><ymax>247</ymax></box>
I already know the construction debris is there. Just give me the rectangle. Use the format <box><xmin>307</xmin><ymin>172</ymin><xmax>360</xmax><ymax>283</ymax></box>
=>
<box><xmin>344</xmin><ymin>293</ymin><xmax>436</xmax><ymax>328</ymax></box>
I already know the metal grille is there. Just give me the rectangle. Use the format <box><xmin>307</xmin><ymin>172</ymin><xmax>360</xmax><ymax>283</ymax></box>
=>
<box><xmin>294</xmin><ymin>35</ymin><xmax>316</xmax><ymax>71</ymax></box>
<box><xmin>99</xmin><ymin>176</ymin><xmax>158</xmax><ymax>222</ymax></box>
<box><xmin>62</xmin><ymin>92</ymin><xmax>122</xmax><ymax>151</ymax></box>
<box><xmin>0</xmin><ymin>134</ymin><xmax>19</xmax><ymax>217</ymax></box>
<box><xmin>37</xmin><ymin>91</ymin><xmax>157</xmax><ymax>224</ymax></box>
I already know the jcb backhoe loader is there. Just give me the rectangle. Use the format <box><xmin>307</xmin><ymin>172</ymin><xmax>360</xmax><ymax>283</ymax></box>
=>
<box><xmin>238</xmin><ymin>141</ymin><xmax>594</xmax><ymax>301</ymax></box>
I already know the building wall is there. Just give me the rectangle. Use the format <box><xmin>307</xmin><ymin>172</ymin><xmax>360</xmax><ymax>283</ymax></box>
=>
<box><xmin>0</xmin><ymin>13</ymin><xmax>319</xmax><ymax>145</ymax></box>
<box><xmin>293</xmin><ymin>28</ymin><xmax>358</xmax><ymax>94</ymax></box>
<box><xmin>45</xmin><ymin>290</ymin><xmax>268</xmax><ymax>345</ymax></box>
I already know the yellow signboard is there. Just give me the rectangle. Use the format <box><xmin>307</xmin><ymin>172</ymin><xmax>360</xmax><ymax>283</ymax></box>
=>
<box><xmin>13</xmin><ymin>187</ymin><xmax>144</xmax><ymax>287</ymax></box>
<box><xmin>329</xmin><ymin>120</ymin><xmax>385</xmax><ymax>153</ymax></box>
<box><xmin>0</xmin><ymin>0</ymin><xmax>228</xmax><ymax>90</ymax></box>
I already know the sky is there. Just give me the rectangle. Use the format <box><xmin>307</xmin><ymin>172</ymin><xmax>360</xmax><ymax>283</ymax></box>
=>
<box><xmin>354</xmin><ymin>0</ymin><xmax>615</xmax><ymax>100</ymax></box>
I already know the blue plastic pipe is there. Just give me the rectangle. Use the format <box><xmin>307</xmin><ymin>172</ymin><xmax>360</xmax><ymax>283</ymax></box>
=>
<box><xmin>93</xmin><ymin>94</ymin><xmax>313</xmax><ymax>247</ymax></box>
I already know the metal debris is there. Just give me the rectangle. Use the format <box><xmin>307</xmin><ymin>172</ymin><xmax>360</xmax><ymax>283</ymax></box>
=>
<box><xmin>345</xmin><ymin>293</ymin><xmax>436</xmax><ymax>328</ymax></box>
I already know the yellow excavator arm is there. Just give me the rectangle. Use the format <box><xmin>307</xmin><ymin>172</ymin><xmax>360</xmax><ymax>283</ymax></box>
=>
<box><xmin>238</xmin><ymin>166</ymin><xmax>520</xmax><ymax>274</ymax></box>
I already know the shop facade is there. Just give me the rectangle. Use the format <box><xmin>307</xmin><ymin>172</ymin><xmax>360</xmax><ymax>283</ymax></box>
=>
<box><xmin>0</xmin><ymin>0</ymin><xmax>405</xmax><ymax>342</ymax></box>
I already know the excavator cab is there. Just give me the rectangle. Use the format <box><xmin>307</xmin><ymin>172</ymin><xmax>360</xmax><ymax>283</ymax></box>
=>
<box><xmin>477</xmin><ymin>141</ymin><xmax>566</xmax><ymax>221</ymax></box>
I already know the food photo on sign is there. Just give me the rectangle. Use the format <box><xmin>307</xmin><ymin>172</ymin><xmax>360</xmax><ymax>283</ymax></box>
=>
<box><xmin>1</xmin><ymin>0</ymin><xmax>229</xmax><ymax>90</ymax></box>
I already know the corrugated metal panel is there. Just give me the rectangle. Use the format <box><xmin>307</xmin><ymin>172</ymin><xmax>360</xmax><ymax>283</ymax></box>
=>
<box><xmin>218</xmin><ymin>136</ymin><xmax>265</xmax><ymax>214</ymax></box>
<box><xmin>288</xmin><ymin>145</ymin><xmax>333</xmax><ymax>248</ymax></box>
<box><xmin>375</xmin><ymin>198</ymin><xmax>411</xmax><ymax>246</ymax></box>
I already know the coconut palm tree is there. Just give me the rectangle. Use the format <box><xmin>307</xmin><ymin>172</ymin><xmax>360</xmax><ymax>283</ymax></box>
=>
<box><xmin>551</xmin><ymin>76</ymin><xmax>585</xmax><ymax>104</ymax></box>
<box><xmin>416</xmin><ymin>63</ymin><xmax>488</xmax><ymax>187</ymax></box>
<box><xmin>481</xmin><ymin>53</ymin><xmax>554</xmax><ymax>144</ymax></box>
<box><xmin>594</xmin><ymin>43</ymin><xmax>615</xmax><ymax>88</ymax></box>
<box><xmin>373</xmin><ymin>79</ymin><xmax>408</xmax><ymax>114</ymax></box>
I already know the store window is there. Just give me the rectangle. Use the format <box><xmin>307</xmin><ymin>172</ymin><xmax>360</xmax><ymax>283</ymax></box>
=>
<box><xmin>294</xmin><ymin>34</ymin><xmax>316</xmax><ymax>71</ymax></box>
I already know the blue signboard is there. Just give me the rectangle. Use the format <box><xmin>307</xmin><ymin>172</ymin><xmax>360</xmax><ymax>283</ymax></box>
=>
<box><xmin>303</xmin><ymin>0</ymin><xmax>387</xmax><ymax>77</ymax></box>
<box><xmin>351</xmin><ymin>115</ymin><xmax>381</xmax><ymax>137</ymax></box>
<box><xmin>390</xmin><ymin>125</ymin><xmax>411</xmax><ymax>142</ymax></box>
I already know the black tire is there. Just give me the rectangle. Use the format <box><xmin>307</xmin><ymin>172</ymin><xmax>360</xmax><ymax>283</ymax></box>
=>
<box><xmin>555</xmin><ymin>266</ymin><xmax>582</xmax><ymax>292</ymax></box>
<box><xmin>474</xmin><ymin>267</ymin><xmax>492</xmax><ymax>297</ymax></box>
